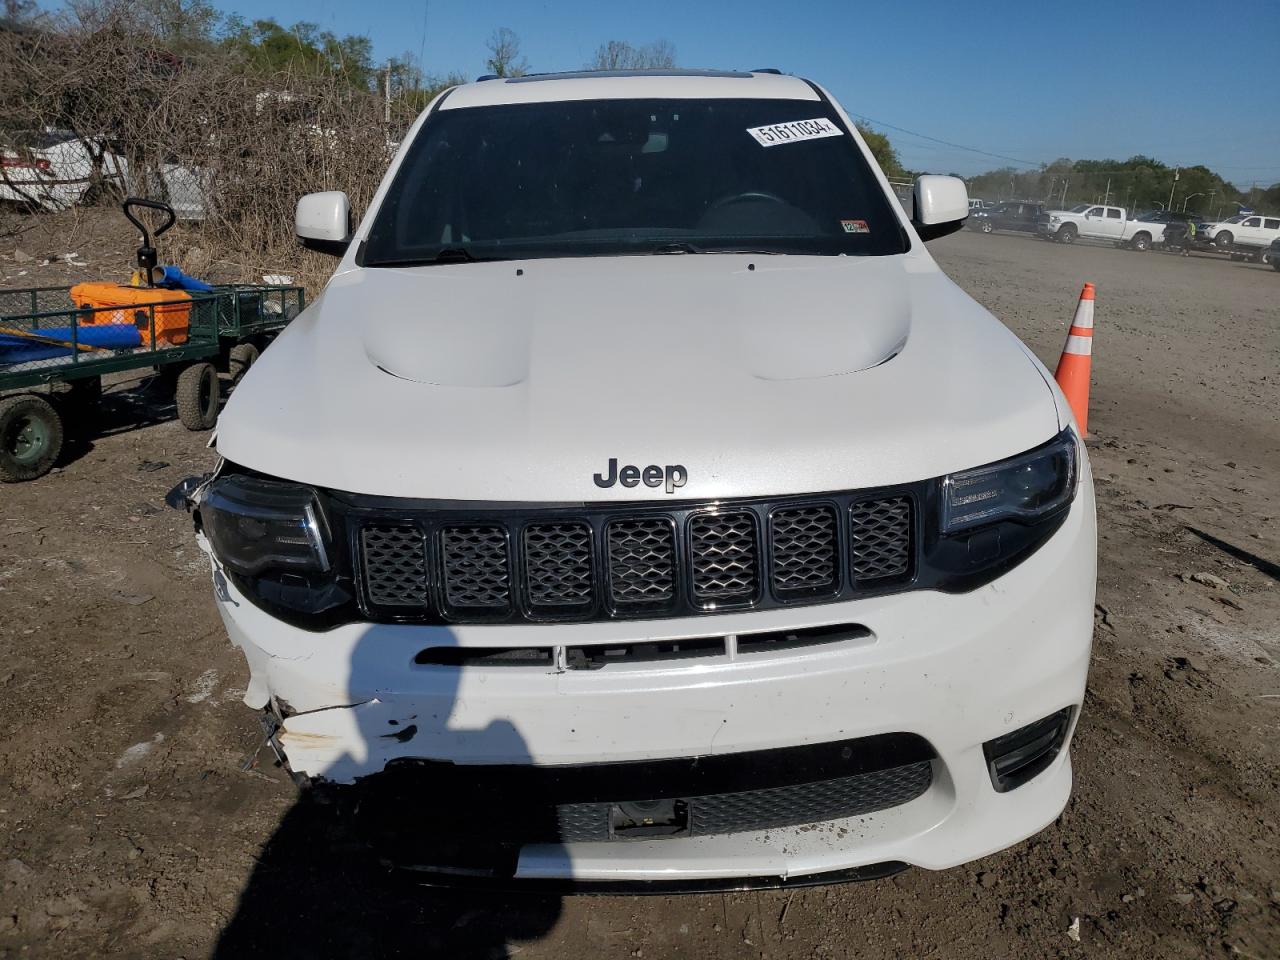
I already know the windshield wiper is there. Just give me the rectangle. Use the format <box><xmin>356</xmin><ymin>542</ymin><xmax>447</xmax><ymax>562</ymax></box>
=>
<box><xmin>649</xmin><ymin>242</ymin><xmax>786</xmax><ymax>256</ymax></box>
<box><xmin>371</xmin><ymin>247</ymin><xmax>503</xmax><ymax>267</ymax></box>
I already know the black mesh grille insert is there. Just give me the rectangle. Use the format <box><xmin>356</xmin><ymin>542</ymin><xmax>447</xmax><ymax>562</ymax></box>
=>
<box><xmin>770</xmin><ymin>505</ymin><xmax>838</xmax><ymax>594</ymax></box>
<box><xmin>356</xmin><ymin>489</ymin><xmax>917</xmax><ymax>623</ymax></box>
<box><xmin>440</xmin><ymin>525</ymin><xmax>510</xmax><ymax>610</ymax></box>
<box><xmin>607</xmin><ymin>518</ymin><xmax>676</xmax><ymax>607</ymax></box>
<box><xmin>360</xmin><ymin>525</ymin><xmax>428</xmax><ymax>607</ymax></box>
<box><xmin>523</xmin><ymin>522</ymin><xmax>594</xmax><ymax>610</ymax></box>
<box><xmin>849</xmin><ymin>496</ymin><xmax>912</xmax><ymax>582</ymax></box>
<box><xmin>552</xmin><ymin>761</ymin><xmax>932</xmax><ymax>842</ymax></box>
<box><xmin>690</xmin><ymin>511</ymin><xmax>758</xmax><ymax>602</ymax></box>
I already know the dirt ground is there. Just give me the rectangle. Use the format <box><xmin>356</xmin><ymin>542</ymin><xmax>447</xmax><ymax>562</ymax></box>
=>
<box><xmin>1</xmin><ymin>226</ymin><xmax>1278</xmax><ymax>959</ymax></box>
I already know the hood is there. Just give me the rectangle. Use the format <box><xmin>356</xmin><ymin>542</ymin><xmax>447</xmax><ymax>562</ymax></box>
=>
<box><xmin>218</xmin><ymin>253</ymin><xmax>1060</xmax><ymax>501</ymax></box>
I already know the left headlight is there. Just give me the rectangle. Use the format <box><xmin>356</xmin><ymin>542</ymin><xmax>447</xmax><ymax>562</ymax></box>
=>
<box><xmin>941</xmin><ymin>429</ymin><xmax>1077</xmax><ymax>533</ymax></box>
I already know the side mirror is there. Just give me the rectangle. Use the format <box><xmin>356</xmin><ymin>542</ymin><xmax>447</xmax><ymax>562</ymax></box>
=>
<box><xmin>296</xmin><ymin>191</ymin><xmax>351</xmax><ymax>256</ymax></box>
<box><xmin>912</xmin><ymin>175</ymin><xmax>968</xmax><ymax>241</ymax></box>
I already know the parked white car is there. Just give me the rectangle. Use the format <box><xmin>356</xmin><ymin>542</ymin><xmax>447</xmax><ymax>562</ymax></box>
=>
<box><xmin>183</xmin><ymin>69</ymin><xmax>1096</xmax><ymax>889</ymax></box>
<box><xmin>1199</xmin><ymin>213</ymin><xmax>1280</xmax><ymax>259</ymax></box>
<box><xmin>0</xmin><ymin>127</ymin><xmax>210</xmax><ymax>219</ymax></box>
<box><xmin>0</xmin><ymin>128</ymin><xmax>128</xmax><ymax>211</ymax></box>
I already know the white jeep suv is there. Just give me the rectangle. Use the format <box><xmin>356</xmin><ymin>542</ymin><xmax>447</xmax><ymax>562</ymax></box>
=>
<box><xmin>188</xmin><ymin>69</ymin><xmax>1096</xmax><ymax>889</ymax></box>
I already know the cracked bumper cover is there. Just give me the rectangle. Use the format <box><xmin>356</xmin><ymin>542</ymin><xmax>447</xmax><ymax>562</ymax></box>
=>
<box><xmin>211</xmin><ymin>476</ymin><xmax>1095</xmax><ymax>882</ymax></box>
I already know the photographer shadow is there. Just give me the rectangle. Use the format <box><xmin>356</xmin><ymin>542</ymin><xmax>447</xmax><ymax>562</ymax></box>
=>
<box><xmin>212</xmin><ymin>624</ymin><xmax>563</xmax><ymax>959</ymax></box>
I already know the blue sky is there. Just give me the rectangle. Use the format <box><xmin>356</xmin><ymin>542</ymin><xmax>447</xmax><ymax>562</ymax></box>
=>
<box><xmin>215</xmin><ymin>0</ymin><xmax>1278</xmax><ymax>183</ymax></box>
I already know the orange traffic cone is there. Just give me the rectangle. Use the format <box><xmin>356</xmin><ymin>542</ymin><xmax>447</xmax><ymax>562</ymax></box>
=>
<box><xmin>1055</xmin><ymin>282</ymin><xmax>1095</xmax><ymax>436</ymax></box>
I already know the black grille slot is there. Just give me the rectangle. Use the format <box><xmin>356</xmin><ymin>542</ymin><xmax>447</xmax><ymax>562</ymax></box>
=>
<box><xmin>440</xmin><ymin>525</ymin><xmax>511</xmax><ymax>611</ymax></box>
<box><xmin>607</xmin><ymin>518</ymin><xmax>676</xmax><ymax>608</ymax></box>
<box><xmin>850</xmin><ymin>496</ymin><xmax>912</xmax><ymax>582</ymax></box>
<box><xmin>689</xmin><ymin>511</ymin><xmax>758</xmax><ymax>603</ymax></box>
<box><xmin>565</xmin><ymin>637</ymin><xmax>726</xmax><ymax>670</ymax></box>
<box><xmin>523</xmin><ymin>522</ymin><xmax>594</xmax><ymax>611</ymax></box>
<box><xmin>737</xmin><ymin>622</ymin><xmax>870</xmax><ymax>655</ymax></box>
<box><xmin>770</xmin><ymin>505</ymin><xmax>838</xmax><ymax>595</ymax></box>
<box><xmin>361</xmin><ymin>525</ymin><xmax>428</xmax><ymax>607</ymax></box>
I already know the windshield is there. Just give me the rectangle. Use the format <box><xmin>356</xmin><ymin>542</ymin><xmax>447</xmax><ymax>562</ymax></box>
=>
<box><xmin>364</xmin><ymin>97</ymin><xmax>909</xmax><ymax>265</ymax></box>
<box><xmin>1221</xmin><ymin>214</ymin><xmax>1246</xmax><ymax>224</ymax></box>
<box><xmin>1067</xmin><ymin>203</ymin><xmax>1091</xmax><ymax>213</ymax></box>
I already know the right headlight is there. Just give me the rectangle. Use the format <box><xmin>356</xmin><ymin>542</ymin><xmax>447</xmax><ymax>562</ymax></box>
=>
<box><xmin>941</xmin><ymin>430</ymin><xmax>1077</xmax><ymax>533</ymax></box>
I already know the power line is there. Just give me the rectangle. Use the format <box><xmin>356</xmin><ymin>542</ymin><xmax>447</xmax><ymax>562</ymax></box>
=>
<box><xmin>852</xmin><ymin>114</ymin><xmax>1042</xmax><ymax>168</ymax></box>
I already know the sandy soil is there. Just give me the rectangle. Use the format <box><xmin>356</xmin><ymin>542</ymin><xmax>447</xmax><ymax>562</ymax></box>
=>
<box><xmin>1</xmin><ymin>228</ymin><xmax>1277</xmax><ymax>959</ymax></box>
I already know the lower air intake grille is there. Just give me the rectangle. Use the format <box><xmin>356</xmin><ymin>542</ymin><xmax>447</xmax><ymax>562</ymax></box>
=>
<box><xmin>850</xmin><ymin>496</ymin><xmax>912</xmax><ymax>582</ymax></box>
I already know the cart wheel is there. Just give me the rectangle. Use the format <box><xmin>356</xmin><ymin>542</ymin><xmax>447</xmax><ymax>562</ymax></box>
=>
<box><xmin>228</xmin><ymin>342</ymin><xmax>260</xmax><ymax>383</ymax></box>
<box><xmin>0</xmin><ymin>394</ymin><xmax>64</xmax><ymax>483</ymax></box>
<box><xmin>175</xmin><ymin>362</ymin><xmax>220</xmax><ymax>431</ymax></box>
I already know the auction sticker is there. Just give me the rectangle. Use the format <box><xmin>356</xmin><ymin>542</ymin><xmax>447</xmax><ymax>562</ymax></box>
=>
<box><xmin>841</xmin><ymin>219</ymin><xmax>869</xmax><ymax>234</ymax></box>
<box><xmin>746</xmin><ymin>117</ymin><xmax>844</xmax><ymax>147</ymax></box>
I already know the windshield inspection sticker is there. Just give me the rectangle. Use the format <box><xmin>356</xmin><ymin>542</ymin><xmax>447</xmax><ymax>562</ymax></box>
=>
<box><xmin>841</xmin><ymin>219</ymin><xmax>870</xmax><ymax>234</ymax></box>
<box><xmin>746</xmin><ymin>117</ymin><xmax>844</xmax><ymax>147</ymax></box>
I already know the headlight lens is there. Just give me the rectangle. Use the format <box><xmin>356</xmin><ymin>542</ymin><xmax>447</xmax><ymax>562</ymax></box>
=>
<box><xmin>941</xmin><ymin>430</ymin><xmax>1077</xmax><ymax>533</ymax></box>
<box><xmin>1050</xmin><ymin>215</ymin><xmax>1061</xmax><ymax>223</ymax></box>
<box><xmin>200</xmin><ymin>475</ymin><xmax>330</xmax><ymax>575</ymax></box>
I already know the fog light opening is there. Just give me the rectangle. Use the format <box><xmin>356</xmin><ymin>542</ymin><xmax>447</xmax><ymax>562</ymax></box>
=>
<box><xmin>982</xmin><ymin>707</ymin><xmax>1074</xmax><ymax>793</ymax></box>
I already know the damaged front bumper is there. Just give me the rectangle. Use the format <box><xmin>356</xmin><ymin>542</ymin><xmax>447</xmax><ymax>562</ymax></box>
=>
<box><xmin>204</xmin><ymin>478</ymin><xmax>1095</xmax><ymax>886</ymax></box>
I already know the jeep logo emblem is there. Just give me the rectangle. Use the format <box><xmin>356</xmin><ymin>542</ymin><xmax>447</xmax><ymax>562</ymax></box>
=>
<box><xmin>593</xmin><ymin>458</ymin><xmax>687</xmax><ymax>495</ymax></box>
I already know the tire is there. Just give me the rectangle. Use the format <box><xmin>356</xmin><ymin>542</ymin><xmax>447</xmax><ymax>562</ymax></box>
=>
<box><xmin>1215</xmin><ymin>231</ymin><xmax>1233</xmax><ymax>251</ymax></box>
<box><xmin>1256</xmin><ymin>246</ymin><xmax>1270</xmax><ymax>265</ymax></box>
<box><xmin>228</xmin><ymin>342</ymin><xmax>260</xmax><ymax>382</ymax></box>
<box><xmin>981</xmin><ymin>220</ymin><xmax>994</xmax><ymax>234</ymax></box>
<box><xmin>1130</xmin><ymin>232</ymin><xmax>1151</xmax><ymax>252</ymax></box>
<box><xmin>1057</xmin><ymin>224</ymin><xmax>1077</xmax><ymax>244</ymax></box>
<box><xmin>0</xmin><ymin>394</ymin><xmax>64</xmax><ymax>482</ymax></box>
<box><xmin>175</xmin><ymin>362</ymin><xmax>220</xmax><ymax>431</ymax></box>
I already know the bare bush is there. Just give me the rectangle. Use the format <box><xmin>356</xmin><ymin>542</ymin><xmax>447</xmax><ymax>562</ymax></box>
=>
<box><xmin>0</xmin><ymin>14</ymin><xmax>430</xmax><ymax>290</ymax></box>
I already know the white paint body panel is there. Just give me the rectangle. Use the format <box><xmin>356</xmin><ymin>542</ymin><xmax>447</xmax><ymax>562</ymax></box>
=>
<box><xmin>205</xmin><ymin>72</ymin><xmax>1097</xmax><ymax>881</ymax></box>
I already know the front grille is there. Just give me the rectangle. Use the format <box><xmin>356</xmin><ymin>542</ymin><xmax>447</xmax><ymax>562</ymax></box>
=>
<box><xmin>355</xmin><ymin>489</ymin><xmax>915</xmax><ymax>624</ymax></box>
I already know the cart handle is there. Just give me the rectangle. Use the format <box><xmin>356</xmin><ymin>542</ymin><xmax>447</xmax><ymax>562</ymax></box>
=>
<box><xmin>122</xmin><ymin>197</ymin><xmax>176</xmax><ymax>288</ymax></box>
<box><xmin>122</xmin><ymin>197</ymin><xmax>176</xmax><ymax>239</ymax></box>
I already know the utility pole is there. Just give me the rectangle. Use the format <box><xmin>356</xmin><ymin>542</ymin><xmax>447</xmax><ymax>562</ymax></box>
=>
<box><xmin>1061</xmin><ymin>178</ymin><xmax>1069</xmax><ymax>207</ymax></box>
<box><xmin>1167</xmin><ymin>167</ymin><xmax>1179</xmax><ymax>213</ymax></box>
<box><xmin>384</xmin><ymin>66</ymin><xmax>392</xmax><ymax>123</ymax></box>
<box><xmin>1103</xmin><ymin>178</ymin><xmax>1111</xmax><ymax>205</ymax></box>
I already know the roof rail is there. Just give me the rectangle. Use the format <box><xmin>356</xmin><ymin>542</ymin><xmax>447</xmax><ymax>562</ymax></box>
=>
<box><xmin>476</xmin><ymin>74</ymin><xmax>500</xmax><ymax>82</ymax></box>
<box><xmin>752</xmin><ymin>67</ymin><xmax>782</xmax><ymax>74</ymax></box>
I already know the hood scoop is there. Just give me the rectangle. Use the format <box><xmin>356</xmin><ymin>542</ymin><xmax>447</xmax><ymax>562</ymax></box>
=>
<box><xmin>736</xmin><ymin>264</ymin><xmax>911</xmax><ymax>380</ymax></box>
<box><xmin>364</xmin><ymin>281</ymin><xmax>530</xmax><ymax>388</ymax></box>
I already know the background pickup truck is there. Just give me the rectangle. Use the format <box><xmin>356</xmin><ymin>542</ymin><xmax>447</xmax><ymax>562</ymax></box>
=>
<box><xmin>1038</xmin><ymin>205</ymin><xmax>1199</xmax><ymax>250</ymax></box>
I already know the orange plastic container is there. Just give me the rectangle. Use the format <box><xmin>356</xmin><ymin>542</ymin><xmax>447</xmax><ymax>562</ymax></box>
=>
<box><xmin>70</xmin><ymin>282</ymin><xmax>192</xmax><ymax>347</ymax></box>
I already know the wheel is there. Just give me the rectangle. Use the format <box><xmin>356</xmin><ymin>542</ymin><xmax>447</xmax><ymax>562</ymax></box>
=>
<box><xmin>980</xmin><ymin>220</ymin><xmax>994</xmax><ymax>234</ymax></box>
<box><xmin>1131</xmin><ymin>232</ymin><xmax>1150</xmax><ymax>252</ymax></box>
<box><xmin>0</xmin><ymin>394</ymin><xmax>64</xmax><ymax>482</ymax></box>
<box><xmin>228</xmin><ymin>342</ymin><xmax>260</xmax><ymax>382</ymax></box>
<box><xmin>1215</xmin><ymin>231</ymin><xmax>1233</xmax><ymax>251</ymax></box>
<box><xmin>1057</xmin><ymin>224</ymin><xmax>1077</xmax><ymax>244</ymax></box>
<box><xmin>175</xmin><ymin>362</ymin><xmax>220</xmax><ymax>430</ymax></box>
<box><xmin>1256</xmin><ymin>247</ymin><xmax>1270</xmax><ymax>265</ymax></box>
